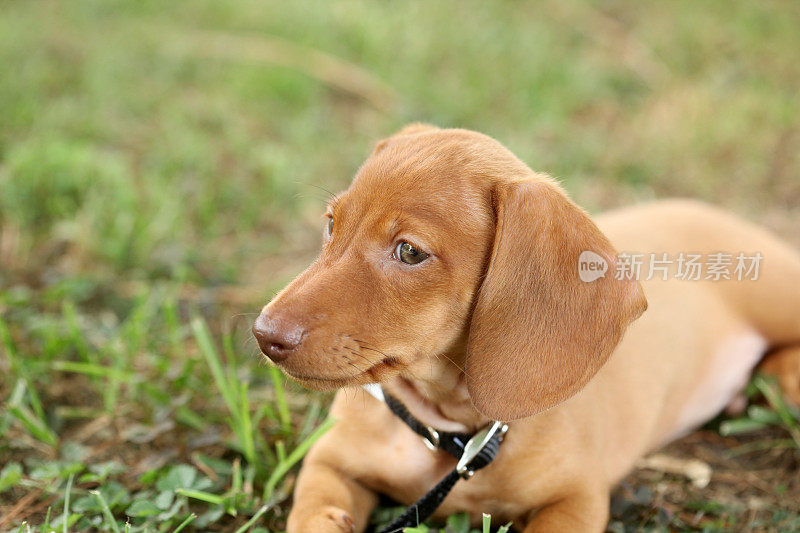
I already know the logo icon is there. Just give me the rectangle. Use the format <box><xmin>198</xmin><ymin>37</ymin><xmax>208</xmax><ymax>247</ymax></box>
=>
<box><xmin>578</xmin><ymin>251</ymin><xmax>608</xmax><ymax>282</ymax></box>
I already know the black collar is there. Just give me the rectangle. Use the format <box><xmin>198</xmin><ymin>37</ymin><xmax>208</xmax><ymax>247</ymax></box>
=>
<box><xmin>363</xmin><ymin>384</ymin><xmax>508</xmax><ymax>532</ymax></box>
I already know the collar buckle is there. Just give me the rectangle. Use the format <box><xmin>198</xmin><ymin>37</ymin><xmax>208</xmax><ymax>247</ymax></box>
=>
<box><xmin>456</xmin><ymin>421</ymin><xmax>509</xmax><ymax>479</ymax></box>
<box><xmin>422</xmin><ymin>426</ymin><xmax>440</xmax><ymax>451</ymax></box>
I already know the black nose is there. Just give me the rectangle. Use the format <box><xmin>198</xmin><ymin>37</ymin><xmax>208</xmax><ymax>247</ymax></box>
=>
<box><xmin>252</xmin><ymin>313</ymin><xmax>305</xmax><ymax>362</ymax></box>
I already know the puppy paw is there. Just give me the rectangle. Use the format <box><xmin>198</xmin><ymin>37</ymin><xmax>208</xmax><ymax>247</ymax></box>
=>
<box><xmin>290</xmin><ymin>506</ymin><xmax>356</xmax><ymax>533</ymax></box>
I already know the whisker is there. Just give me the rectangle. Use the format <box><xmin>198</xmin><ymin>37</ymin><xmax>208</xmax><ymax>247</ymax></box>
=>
<box><xmin>437</xmin><ymin>351</ymin><xmax>473</xmax><ymax>379</ymax></box>
<box><xmin>345</xmin><ymin>361</ymin><xmax>363</xmax><ymax>375</ymax></box>
<box><xmin>240</xmin><ymin>337</ymin><xmax>259</xmax><ymax>351</ymax></box>
<box><xmin>359</xmin><ymin>344</ymin><xmax>393</xmax><ymax>360</ymax></box>
<box><xmin>346</xmin><ymin>348</ymin><xmax>373</xmax><ymax>366</ymax></box>
<box><xmin>228</xmin><ymin>312</ymin><xmax>260</xmax><ymax>319</ymax></box>
<box><xmin>297</xmin><ymin>181</ymin><xmax>342</xmax><ymax>209</ymax></box>
<box><xmin>306</xmin><ymin>182</ymin><xmax>341</xmax><ymax>204</ymax></box>
<box><xmin>294</xmin><ymin>189</ymin><xmax>335</xmax><ymax>204</ymax></box>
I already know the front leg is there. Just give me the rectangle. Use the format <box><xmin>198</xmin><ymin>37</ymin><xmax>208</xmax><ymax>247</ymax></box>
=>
<box><xmin>287</xmin><ymin>389</ymin><xmax>390</xmax><ymax>533</ymax></box>
<box><xmin>287</xmin><ymin>458</ymin><xmax>378</xmax><ymax>533</ymax></box>
<box><xmin>523</xmin><ymin>488</ymin><xmax>609</xmax><ymax>533</ymax></box>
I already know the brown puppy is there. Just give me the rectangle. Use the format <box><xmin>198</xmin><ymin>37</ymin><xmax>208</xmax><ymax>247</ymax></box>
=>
<box><xmin>253</xmin><ymin>125</ymin><xmax>800</xmax><ymax>532</ymax></box>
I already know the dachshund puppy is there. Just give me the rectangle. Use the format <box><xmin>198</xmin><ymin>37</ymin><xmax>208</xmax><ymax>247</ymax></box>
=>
<box><xmin>253</xmin><ymin>124</ymin><xmax>800</xmax><ymax>532</ymax></box>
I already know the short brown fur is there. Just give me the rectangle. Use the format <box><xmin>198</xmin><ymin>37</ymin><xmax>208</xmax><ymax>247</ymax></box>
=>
<box><xmin>255</xmin><ymin>125</ymin><xmax>800</xmax><ymax>532</ymax></box>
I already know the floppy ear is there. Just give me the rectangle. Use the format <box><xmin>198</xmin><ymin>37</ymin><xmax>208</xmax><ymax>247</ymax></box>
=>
<box><xmin>466</xmin><ymin>178</ymin><xmax>647</xmax><ymax>420</ymax></box>
<box><xmin>373</xmin><ymin>123</ymin><xmax>438</xmax><ymax>154</ymax></box>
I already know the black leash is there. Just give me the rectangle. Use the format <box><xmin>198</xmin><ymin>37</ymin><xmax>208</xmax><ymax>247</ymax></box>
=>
<box><xmin>363</xmin><ymin>385</ymin><xmax>508</xmax><ymax>533</ymax></box>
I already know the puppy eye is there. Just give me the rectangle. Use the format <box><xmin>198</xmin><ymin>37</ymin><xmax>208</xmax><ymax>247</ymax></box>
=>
<box><xmin>395</xmin><ymin>241</ymin><xmax>429</xmax><ymax>265</ymax></box>
<box><xmin>326</xmin><ymin>217</ymin><xmax>334</xmax><ymax>237</ymax></box>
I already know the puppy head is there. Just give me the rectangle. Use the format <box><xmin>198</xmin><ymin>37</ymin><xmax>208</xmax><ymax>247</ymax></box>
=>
<box><xmin>254</xmin><ymin>125</ymin><xmax>646</xmax><ymax>419</ymax></box>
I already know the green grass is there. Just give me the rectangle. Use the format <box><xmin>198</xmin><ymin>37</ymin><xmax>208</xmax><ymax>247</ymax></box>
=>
<box><xmin>1</xmin><ymin>0</ymin><xmax>800</xmax><ymax>531</ymax></box>
<box><xmin>720</xmin><ymin>375</ymin><xmax>800</xmax><ymax>449</ymax></box>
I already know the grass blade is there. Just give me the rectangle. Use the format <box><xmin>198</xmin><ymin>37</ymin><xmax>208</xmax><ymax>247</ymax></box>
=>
<box><xmin>746</xmin><ymin>405</ymin><xmax>782</xmax><ymax>425</ymax></box>
<box><xmin>234</xmin><ymin>504</ymin><xmax>270</xmax><ymax>533</ymax></box>
<box><xmin>92</xmin><ymin>489</ymin><xmax>121</xmax><ymax>533</ymax></box>
<box><xmin>62</xmin><ymin>473</ymin><xmax>74</xmax><ymax>533</ymax></box>
<box><xmin>51</xmin><ymin>360</ymin><xmax>132</xmax><ymax>381</ymax></box>
<box><xmin>263</xmin><ymin>417</ymin><xmax>335</xmax><ymax>500</ymax></box>
<box><xmin>42</xmin><ymin>506</ymin><xmax>52</xmax><ymax>533</ymax></box>
<box><xmin>175</xmin><ymin>488</ymin><xmax>225</xmax><ymax>505</ymax></box>
<box><xmin>719</xmin><ymin>417</ymin><xmax>769</xmax><ymax>436</ymax></box>
<box><xmin>275</xmin><ymin>440</ymin><xmax>286</xmax><ymax>463</ymax></box>
<box><xmin>753</xmin><ymin>375</ymin><xmax>800</xmax><ymax>447</ymax></box>
<box><xmin>192</xmin><ymin>317</ymin><xmax>238</xmax><ymax>417</ymax></box>
<box><xmin>0</xmin><ymin>314</ymin><xmax>19</xmax><ymax>376</ymax></box>
<box><xmin>62</xmin><ymin>301</ymin><xmax>91</xmax><ymax>363</ymax></box>
<box><xmin>268</xmin><ymin>365</ymin><xmax>291</xmax><ymax>433</ymax></box>
<box><xmin>7</xmin><ymin>380</ymin><xmax>58</xmax><ymax>447</ymax></box>
<box><xmin>238</xmin><ymin>381</ymin><xmax>256</xmax><ymax>465</ymax></box>
<box><xmin>172</xmin><ymin>513</ymin><xmax>196</xmax><ymax>533</ymax></box>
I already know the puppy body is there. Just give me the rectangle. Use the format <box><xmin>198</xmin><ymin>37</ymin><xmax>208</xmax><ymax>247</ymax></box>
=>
<box><xmin>255</xmin><ymin>127</ymin><xmax>800</xmax><ymax>532</ymax></box>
